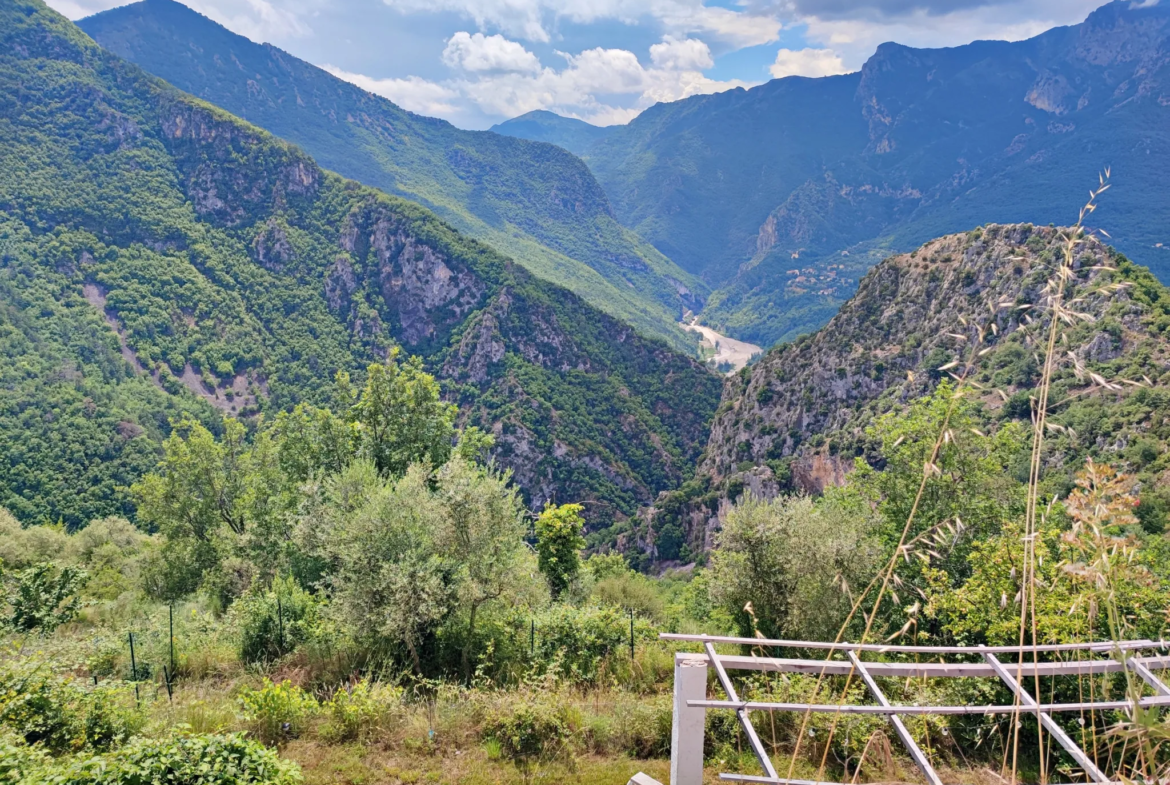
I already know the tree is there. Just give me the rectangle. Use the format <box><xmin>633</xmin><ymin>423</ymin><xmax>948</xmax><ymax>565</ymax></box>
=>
<box><xmin>534</xmin><ymin>503</ymin><xmax>585</xmax><ymax>599</ymax></box>
<box><xmin>355</xmin><ymin>350</ymin><xmax>456</xmax><ymax>478</ymax></box>
<box><xmin>320</xmin><ymin>463</ymin><xmax>453</xmax><ymax>673</ymax></box>
<box><xmin>133</xmin><ymin>354</ymin><xmax>464</xmax><ymax>601</ymax></box>
<box><xmin>432</xmin><ymin>457</ymin><xmax>533</xmax><ymax>681</ymax></box>
<box><xmin>709</xmin><ymin>493</ymin><xmax>880</xmax><ymax>642</ymax></box>
<box><xmin>133</xmin><ymin>418</ymin><xmax>287</xmax><ymax>601</ymax></box>
<box><xmin>844</xmin><ymin>382</ymin><xmax>1029</xmax><ymax>633</ymax></box>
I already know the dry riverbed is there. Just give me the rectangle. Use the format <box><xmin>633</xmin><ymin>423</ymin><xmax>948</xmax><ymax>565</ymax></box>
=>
<box><xmin>681</xmin><ymin>320</ymin><xmax>762</xmax><ymax>373</ymax></box>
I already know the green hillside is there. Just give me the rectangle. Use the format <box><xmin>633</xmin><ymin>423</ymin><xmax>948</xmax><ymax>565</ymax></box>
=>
<box><xmin>0</xmin><ymin>0</ymin><xmax>722</xmax><ymax>529</ymax></box>
<box><xmin>77</xmin><ymin>0</ymin><xmax>705</xmax><ymax>354</ymax></box>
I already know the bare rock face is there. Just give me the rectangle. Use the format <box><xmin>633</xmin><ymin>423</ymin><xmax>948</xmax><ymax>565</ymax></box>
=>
<box><xmin>161</xmin><ymin>101</ymin><xmax>320</xmax><ymax>226</ymax></box>
<box><xmin>252</xmin><ymin>219</ymin><xmax>295</xmax><ymax>272</ymax></box>
<box><xmin>332</xmin><ymin>203</ymin><xmax>487</xmax><ymax>348</ymax></box>
<box><xmin>442</xmin><ymin>291</ymin><xmax>509</xmax><ymax>384</ymax></box>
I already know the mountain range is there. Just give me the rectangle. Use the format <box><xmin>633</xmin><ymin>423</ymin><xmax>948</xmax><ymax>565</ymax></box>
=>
<box><xmin>0</xmin><ymin>0</ymin><xmax>721</xmax><ymax>529</ymax></box>
<box><xmin>645</xmin><ymin>223</ymin><xmax>1170</xmax><ymax>561</ymax></box>
<box><xmin>77</xmin><ymin>0</ymin><xmax>705</xmax><ymax>354</ymax></box>
<box><xmin>496</xmin><ymin>1</ymin><xmax>1170</xmax><ymax>347</ymax></box>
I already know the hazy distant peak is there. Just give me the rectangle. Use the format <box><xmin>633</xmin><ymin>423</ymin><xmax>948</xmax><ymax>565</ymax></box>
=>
<box><xmin>490</xmin><ymin>110</ymin><xmax>615</xmax><ymax>157</ymax></box>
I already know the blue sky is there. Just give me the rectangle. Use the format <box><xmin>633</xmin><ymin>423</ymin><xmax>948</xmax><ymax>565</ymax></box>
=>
<box><xmin>50</xmin><ymin>0</ymin><xmax>1113</xmax><ymax>129</ymax></box>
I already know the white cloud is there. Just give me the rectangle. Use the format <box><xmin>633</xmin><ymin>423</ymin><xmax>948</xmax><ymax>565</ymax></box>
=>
<box><xmin>191</xmin><ymin>0</ymin><xmax>309</xmax><ymax>42</ymax></box>
<box><xmin>650</xmin><ymin>36</ymin><xmax>714</xmax><ymax>71</ymax></box>
<box><xmin>322</xmin><ymin>66</ymin><xmax>462</xmax><ymax>116</ymax></box>
<box><xmin>793</xmin><ymin>0</ymin><xmax>1106</xmax><ymax>71</ymax></box>
<box><xmin>328</xmin><ymin>34</ymin><xmax>749</xmax><ymax>126</ymax></box>
<box><xmin>443</xmin><ymin>31</ymin><xmax>543</xmax><ymax>73</ymax></box>
<box><xmin>380</xmin><ymin>0</ymin><xmax>782</xmax><ymax>47</ymax></box>
<box><xmin>769</xmin><ymin>47</ymin><xmax>849</xmax><ymax>79</ymax></box>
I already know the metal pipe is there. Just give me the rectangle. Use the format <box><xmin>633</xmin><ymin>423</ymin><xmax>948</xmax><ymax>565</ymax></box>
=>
<box><xmin>661</xmin><ymin>633</ymin><xmax>1160</xmax><ymax>655</ymax></box>
<box><xmin>705</xmin><ymin>641</ymin><xmax>780</xmax><ymax>782</ymax></box>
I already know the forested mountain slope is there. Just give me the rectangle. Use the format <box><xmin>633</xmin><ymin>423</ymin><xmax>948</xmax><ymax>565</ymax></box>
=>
<box><xmin>569</xmin><ymin>0</ymin><xmax>1170</xmax><ymax>347</ymax></box>
<box><xmin>78</xmin><ymin>0</ymin><xmax>704</xmax><ymax>353</ymax></box>
<box><xmin>648</xmin><ymin>224</ymin><xmax>1170</xmax><ymax>560</ymax></box>
<box><xmin>0</xmin><ymin>0</ymin><xmax>722</xmax><ymax>529</ymax></box>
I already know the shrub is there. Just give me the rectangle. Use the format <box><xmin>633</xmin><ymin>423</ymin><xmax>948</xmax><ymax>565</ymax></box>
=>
<box><xmin>528</xmin><ymin>604</ymin><xmax>655</xmax><ymax>684</ymax></box>
<box><xmin>0</xmin><ymin>661</ymin><xmax>82</xmax><ymax>752</ymax></box>
<box><xmin>592</xmin><ymin>573</ymin><xmax>665</xmax><ymax>621</ymax></box>
<box><xmin>0</xmin><ymin>661</ymin><xmax>140</xmax><ymax>754</ymax></box>
<box><xmin>230</xmin><ymin>577</ymin><xmax>323</xmax><ymax>664</ymax></box>
<box><xmin>582</xmin><ymin>694</ymin><xmax>671</xmax><ymax>758</ymax></box>
<box><xmin>483</xmin><ymin>699</ymin><xmax>577</xmax><ymax>780</ymax></box>
<box><xmin>4</xmin><ymin>561</ymin><xmax>87</xmax><ymax>634</ymax></box>
<box><xmin>0</xmin><ymin>730</ymin><xmax>49</xmax><ymax>782</ymax></box>
<box><xmin>42</xmin><ymin>732</ymin><xmax>302</xmax><ymax>785</ymax></box>
<box><xmin>320</xmin><ymin>679</ymin><xmax>401</xmax><ymax>743</ymax></box>
<box><xmin>237</xmin><ymin>679</ymin><xmax>317</xmax><ymax>746</ymax></box>
<box><xmin>78</xmin><ymin>685</ymin><xmax>142</xmax><ymax>752</ymax></box>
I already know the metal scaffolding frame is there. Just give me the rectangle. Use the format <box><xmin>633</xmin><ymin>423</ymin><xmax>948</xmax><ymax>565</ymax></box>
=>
<box><xmin>662</xmin><ymin>634</ymin><xmax>1170</xmax><ymax>785</ymax></box>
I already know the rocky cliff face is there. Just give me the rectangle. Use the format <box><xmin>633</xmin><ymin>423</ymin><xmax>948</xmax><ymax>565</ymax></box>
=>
<box><xmin>649</xmin><ymin>223</ymin><xmax>1170</xmax><ymax>560</ymax></box>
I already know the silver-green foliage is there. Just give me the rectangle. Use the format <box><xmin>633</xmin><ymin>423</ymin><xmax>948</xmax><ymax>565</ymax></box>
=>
<box><xmin>709</xmin><ymin>493</ymin><xmax>881</xmax><ymax>642</ymax></box>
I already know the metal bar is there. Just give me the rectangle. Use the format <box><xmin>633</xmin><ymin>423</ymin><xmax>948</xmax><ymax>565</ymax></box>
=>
<box><xmin>662</xmin><ymin>633</ymin><xmax>1160</xmax><ymax>655</ymax></box>
<box><xmin>689</xmin><ymin>695</ymin><xmax>1170</xmax><ymax>715</ymax></box>
<box><xmin>1127</xmin><ymin>658</ymin><xmax>1170</xmax><ymax>698</ymax></box>
<box><xmin>705</xmin><ymin>642</ymin><xmax>780</xmax><ymax>782</ymax></box>
<box><xmin>848</xmin><ymin>652</ymin><xmax>943</xmax><ymax>785</ymax></box>
<box><xmin>982</xmin><ymin>648</ymin><xmax>1110</xmax><ymax>783</ymax></box>
<box><xmin>718</xmin><ymin>775</ymin><xmax>833</xmax><ymax>784</ymax></box>
<box><xmin>680</xmin><ymin>652</ymin><xmax>1170</xmax><ymax>679</ymax></box>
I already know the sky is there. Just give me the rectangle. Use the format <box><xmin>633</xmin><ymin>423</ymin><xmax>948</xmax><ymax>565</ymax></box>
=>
<box><xmin>48</xmin><ymin>0</ymin><xmax>1116</xmax><ymax>129</ymax></box>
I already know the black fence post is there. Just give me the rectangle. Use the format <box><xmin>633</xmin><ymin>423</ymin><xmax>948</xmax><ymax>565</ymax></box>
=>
<box><xmin>128</xmin><ymin>632</ymin><xmax>139</xmax><ymax>705</ymax></box>
<box><xmin>169</xmin><ymin>604</ymin><xmax>175</xmax><ymax>680</ymax></box>
<box><xmin>276</xmin><ymin>595</ymin><xmax>284</xmax><ymax>655</ymax></box>
<box><xmin>629</xmin><ymin>610</ymin><xmax>635</xmax><ymax>661</ymax></box>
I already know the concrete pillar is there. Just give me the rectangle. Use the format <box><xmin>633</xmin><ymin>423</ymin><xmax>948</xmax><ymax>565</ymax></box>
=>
<box><xmin>670</xmin><ymin>653</ymin><xmax>708</xmax><ymax>785</ymax></box>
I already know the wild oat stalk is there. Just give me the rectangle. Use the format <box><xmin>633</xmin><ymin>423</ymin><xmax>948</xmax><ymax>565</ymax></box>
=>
<box><xmin>1011</xmin><ymin>172</ymin><xmax>1114</xmax><ymax>785</ymax></box>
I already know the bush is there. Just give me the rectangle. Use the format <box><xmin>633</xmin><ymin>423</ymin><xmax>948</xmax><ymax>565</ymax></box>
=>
<box><xmin>0</xmin><ymin>661</ymin><xmax>141</xmax><ymax>754</ymax></box>
<box><xmin>484</xmin><ymin>699</ymin><xmax>577</xmax><ymax>779</ymax></box>
<box><xmin>230</xmin><ymin>578</ymin><xmax>323</xmax><ymax>664</ymax></box>
<box><xmin>582</xmin><ymin>694</ymin><xmax>671</xmax><ymax>758</ymax></box>
<box><xmin>237</xmin><ymin>679</ymin><xmax>317</xmax><ymax>746</ymax></box>
<box><xmin>0</xmin><ymin>730</ymin><xmax>49</xmax><ymax>782</ymax></box>
<box><xmin>39</xmin><ymin>732</ymin><xmax>303</xmax><ymax>785</ymax></box>
<box><xmin>320</xmin><ymin>679</ymin><xmax>401</xmax><ymax>743</ymax></box>
<box><xmin>528</xmin><ymin>604</ymin><xmax>655</xmax><ymax>684</ymax></box>
<box><xmin>593</xmin><ymin>573</ymin><xmax>665</xmax><ymax>621</ymax></box>
<box><xmin>4</xmin><ymin>561</ymin><xmax>87</xmax><ymax>634</ymax></box>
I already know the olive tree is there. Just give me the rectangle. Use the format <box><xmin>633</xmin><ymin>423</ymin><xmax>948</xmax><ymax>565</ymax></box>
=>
<box><xmin>709</xmin><ymin>493</ymin><xmax>880</xmax><ymax>642</ymax></box>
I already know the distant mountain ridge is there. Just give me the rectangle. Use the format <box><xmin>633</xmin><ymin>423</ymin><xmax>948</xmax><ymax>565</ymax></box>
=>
<box><xmin>78</xmin><ymin>0</ymin><xmax>705</xmax><ymax>353</ymax></box>
<box><xmin>0</xmin><ymin>0</ymin><xmax>722</xmax><ymax>528</ymax></box>
<box><xmin>498</xmin><ymin>1</ymin><xmax>1170</xmax><ymax>348</ymax></box>
<box><xmin>490</xmin><ymin>111</ymin><xmax>614</xmax><ymax>157</ymax></box>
